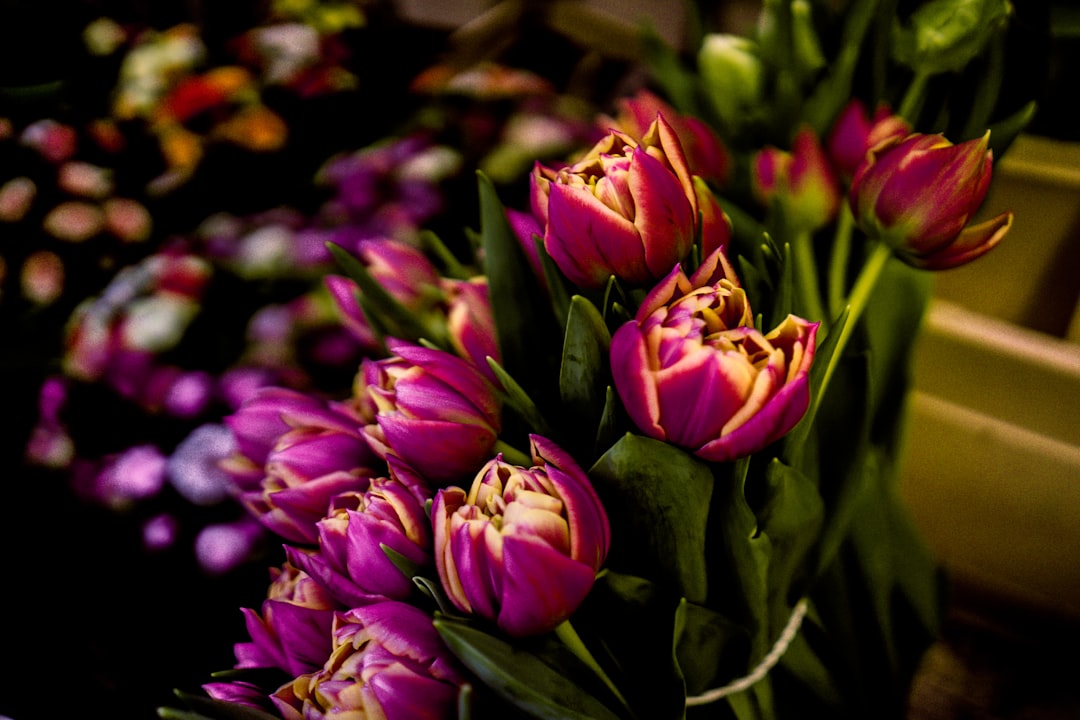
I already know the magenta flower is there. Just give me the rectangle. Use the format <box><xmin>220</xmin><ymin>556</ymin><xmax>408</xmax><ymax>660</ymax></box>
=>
<box><xmin>324</xmin><ymin>236</ymin><xmax>444</xmax><ymax>353</ymax></box>
<box><xmin>442</xmin><ymin>276</ymin><xmax>501</xmax><ymax>386</ymax></box>
<box><xmin>752</xmin><ymin>124</ymin><xmax>840</xmax><ymax>231</ymax></box>
<box><xmin>431</xmin><ymin>435</ymin><xmax>610</xmax><ymax>637</ymax></box>
<box><xmin>604</xmin><ymin>87</ymin><xmax>732</xmax><ymax>186</ymax></box>
<box><xmin>849</xmin><ymin>131</ymin><xmax>1013</xmax><ymax>269</ymax></box>
<box><xmin>286</xmin><ymin>457</ymin><xmax>433</xmax><ymax>607</ymax></box>
<box><xmin>221</xmin><ymin>386</ymin><xmax>378</xmax><ymax>544</ymax></box>
<box><xmin>530</xmin><ymin>113</ymin><xmax>727</xmax><ymax>289</ymax></box>
<box><xmin>610</xmin><ymin>252</ymin><xmax>819</xmax><ymax>462</ymax></box>
<box><xmin>359</xmin><ymin>338</ymin><xmax>501</xmax><ymax>485</ymax></box>
<box><xmin>271</xmin><ymin>601</ymin><xmax>464</xmax><ymax>720</ymax></box>
<box><xmin>234</xmin><ymin>560</ymin><xmax>338</xmax><ymax>677</ymax></box>
<box><xmin>826</xmin><ymin>98</ymin><xmax>912</xmax><ymax>180</ymax></box>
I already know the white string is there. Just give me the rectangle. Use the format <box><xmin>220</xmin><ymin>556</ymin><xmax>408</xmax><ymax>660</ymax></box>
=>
<box><xmin>685</xmin><ymin>598</ymin><xmax>809</xmax><ymax>706</ymax></box>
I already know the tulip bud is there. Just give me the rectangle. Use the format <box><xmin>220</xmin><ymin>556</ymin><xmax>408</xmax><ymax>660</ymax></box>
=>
<box><xmin>892</xmin><ymin>0</ymin><xmax>1011</xmax><ymax>76</ymax></box>
<box><xmin>286</xmin><ymin>456</ymin><xmax>433</xmax><ymax>607</ymax></box>
<box><xmin>752</xmin><ymin>125</ymin><xmax>840</xmax><ymax>231</ymax></box>
<box><xmin>826</xmin><ymin>99</ymin><xmax>912</xmax><ymax>180</ymax></box>
<box><xmin>610</xmin><ymin>253</ymin><xmax>819</xmax><ymax>462</ymax></box>
<box><xmin>697</xmin><ymin>33</ymin><xmax>764</xmax><ymax>134</ymax></box>
<box><xmin>849</xmin><ymin>131</ymin><xmax>1013</xmax><ymax>270</ymax></box>
<box><xmin>234</xmin><ymin>564</ymin><xmax>336</xmax><ymax>681</ymax></box>
<box><xmin>221</xmin><ymin>386</ymin><xmax>379</xmax><ymax>544</ymax></box>
<box><xmin>603</xmin><ymin>88</ymin><xmax>732</xmax><ymax>186</ymax></box>
<box><xmin>432</xmin><ymin>435</ymin><xmax>610</xmax><ymax>637</ymax></box>
<box><xmin>271</xmin><ymin>600</ymin><xmax>464</xmax><ymax>720</ymax></box>
<box><xmin>442</xmin><ymin>276</ymin><xmax>501</xmax><ymax>386</ymax></box>
<box><xmin>324</xmin><ymin>236</ymin><xmax>444</xmax><ymax>353</ymax></box>
<box><xmin>359</xmin><ymin>338</ymin><xmax>502</xmax><ymax>485</ymax></box>
<box><xmin>530</xmin><ymin>113</ymin><xmax>724</xmax><ymax>290</ymax></box>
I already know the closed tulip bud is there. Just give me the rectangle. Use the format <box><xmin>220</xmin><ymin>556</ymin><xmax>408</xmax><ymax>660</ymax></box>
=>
<box><xmin>752</xmin><ymin>125</ymin><xmax>840</xmax><ymax>231</ymax></box>
<box><xmin>222</xmin><ymin>386</ymin><xmax>379</xmax><ymax>544</ymax></box>
<box><xmin>432</xmin><ymin>435</ymin><xmax>610</xmax><ymax>637</ymax></box>
<box><xmin>530</xmin><ymin>113</ymin><xmax>722</xmax><ymax>289</ymax></box>
<box><xmin>286</xmin><ymin>457</ymin><xmax>433</xmax><ymax>607</ymax></box>
<box><xmin>849</xmin><ymin>131</ymin><xmax>1013</xmax><ymax>269</ymax></box>
<box><xmin>442</xmin><ymin>276</ymin><xmax>501</xmax><ymax>386</ymax></box>
<box><xmin>272</xmin><ymin>600</ymin><xmax>464</xmax><ymax>720</ymax></box>
<box><xmin>611</xmin><ymin>253</ymin><xmax>819</xmax><ymax>462</ymax></box>
<box><xmin>360</xmin><ymin>338</ymin><xmax>501</xmax><ymax>485</ymax></box>
<box><xmin>324</xmin><ymin>237</ymin><xmax>444</xmax><ymax>353</ymax></box>
<box><xmin>697</xmin><ymin>34</ymin><xmax>764</xmax><ymax>134</ymax></box>
<box><xmin>826</xmin><ymin>99</ymin><xmax>912</xmax><ymax>180</ymax></box>
<box><xmin>603</xmin><ymin>88</ymin><xmax>732</xmax><ymax>186</ymax></box>
<box><xmin>235</xmin><ymin>561</ymin><xmax>338</xmax><ymax>676</ymax></box>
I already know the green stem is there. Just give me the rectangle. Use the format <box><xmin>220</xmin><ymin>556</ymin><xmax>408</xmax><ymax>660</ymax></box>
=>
<box><xmin>897</xmin><ymin>69</ymin><xmax>931</xmax><ymax>124</ymax></box>
<box><xmin>791</xmin><ymin>229</ymin><xmax>829</xmax><ymax>327</ymax></box>
<box><xmin>554</xmin><ymin>619</ymin><xmax>633</xmax><ymax>715</ymax></box>
<box><xmin>817</xmin><ymin>241</ymin><xmax>893</xmax><ymax>406</ymax></box>
<box><xmin>827</xmin><ymin>205</ymin><xmax>855</xmax><ymax>319</ymax></box>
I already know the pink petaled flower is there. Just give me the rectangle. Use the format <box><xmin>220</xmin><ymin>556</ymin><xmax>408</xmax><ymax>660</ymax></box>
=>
<box><xmin>221</xmin><ymin>386</ymin><xmax>379</xmax><ymax>544</ymax></box>
<box><xmin>286</xmin><ymin>456</ymin><xmax>434</xmax><ymax>607</ymax></box>
<box><xmin>271</xmin><ymin>601</ymin><xmax>464</xmax><ymax>720</ymax></box>
<box><xmin>432</xmin><ymin>435</ymin><xmax>610</xmax><ymax>637</ymax></box>
<box><xmin>603</xmin><ymin>87</ymin><xmax>732</xmax><ymax>186</ymax></box>
<box><xmin>752</xmin><ymin>124</ymin><xmax>840</xmax><ymax>231</ymax></box>
<box><xmin>610</xmin><ymin>250</ymin><xmax>819</xmax><ymax>462</ymax></box>
<box><xmin>359</xmin><ymin>338</ymin><xmax>501</xmax><ymax>486</ymax></box>
<box><xmin>530</xmin><ymin>112</ymin><xmax>729</xmax><ymax>289</ymax></box>
<box><xmin>442</xmin><ymin>276</ymin><xmax>501</xmax><ymax>386</ymax></box>
<box><xmin>324</xmin><ymin>236</ymin><xmax>444</xmax><ymax>353</ymax></box>
<box><xmin>826</xmin><ymin>98</ymin><xmax>912</xmax><ymax>180</ymax></box>
<box><xmin>849</xmin><ymin>131</ymin><xmax>1013</xmax><ymax>270</ymax></box>
<box><xmin>234</xmin><ymin>560</ymin><xmax>339</xmax><ymax>677</ymax></box>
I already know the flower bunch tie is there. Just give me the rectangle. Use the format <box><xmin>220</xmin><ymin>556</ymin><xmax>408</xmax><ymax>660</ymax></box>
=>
<box><xmin>685</xmin><ymin>598</ymin><xmax>810</xmax><ymax>706</ymax></box>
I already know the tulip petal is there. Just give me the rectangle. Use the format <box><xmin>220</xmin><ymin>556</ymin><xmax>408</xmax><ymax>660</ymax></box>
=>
<box><xmin>497</xmin><ymin>535</ymin><xmax>597</xmax><ymax>637</ymax></box>
<box><xmin>628</xmin><ymin>147</ymin><xmax>696</xmax><ymax>277</ymax></box>
<box><xmin>902</xmin><ymin>210</ymin><xmax>1012</xmax><ymax>270</ymax></box>
<box><xmin>545</xmin><ymin>181</ymin><xmax>648</xmax><ymax>287</ymax></box>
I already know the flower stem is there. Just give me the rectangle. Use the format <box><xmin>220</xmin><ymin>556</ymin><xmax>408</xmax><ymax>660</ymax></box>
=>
<box><xmin>817</xmin><ymin>241</ymin><xmax>892</xmax><ymax>404</ymax></box>
<box><xmin>898</xmin><ymin>69</ymin><xmax>931</xmax><ymax>124</ymax></box>
<box><xmin>792</xmin><ymin>229</ymin><xmax>829</xmax><ymax>326</ymax></box>
<box><xmin>555</xmin><ymin>619</ymin><xmax>633</xmax><ymax>714</ymax></box>
<box><xmin>827</xmin><ymin>205</ymin><xmax>855</xmax><ymax>318</ymax></box>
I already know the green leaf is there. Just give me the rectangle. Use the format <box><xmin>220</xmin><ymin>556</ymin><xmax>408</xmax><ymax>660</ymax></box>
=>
<box><xmin>576</xmin><ymin>571</ymin><xmax>688</xmax><ymax>720</ymax></box>
<box><xmin>477</xmin><ymin>172</ymin><xmax>562</xmax><ymax>403</ymax></box>
<box><xmin>768</xmin><ymin>241</ymin><xmax>795</xmax><ymax>331</ymax></box>
<box><xmin>588</xmin><ymin>434</ymin><xmax>713</xmax><ymax>604</ymax></box>
<box><xmin>780</xmin><ymin>305</ymin><xmax>851</xmax><ymax>466</ymax></box>
<box><xmin>420</xmin><ymin>229</ymin><xmax>474</xmax><ymax>280</ymax></box>
<box><xmin>676</xmin><ymin>600</ymin><xmax>752</xmax><ymax>698</ymax></box>
<box><xmin>776</xmin><ymin>623</ymin><xmax>845</xmax><ymax>708</ymax></box>
<box><xmin>559</xmin><ymin>295</ymin><xmax>613</xmax><ymax>457</ymax></box>
<box><xmin>325</xmin><ymin>242</ymin><xmax>445</xmax><ymax>348</ymax></box>
<box><xmin>536</xmin><ymin>235</ymin><xmax>574</xmax><ymax>333</ymax></box>
<box><xmin>987</xmin><ymin>99</ymin><xmax>1038</xmax><ymax>159</ymax></box>
<box><xmin>756</xmin><ymin>458</ymin><xmax>825</xmax><ymax>611</ymax></box>
<box><xmin>434</xmin><ymin>616</ymin><xmax>624</xmax><ymax>720</ymax></box>
<box><xmin>712</xmin><ymin>461</ymin><xmax>771</xmax><ymax>656</ymax></box>
<box><xmin>162</xmin><ymin>690</ymin><xmax>280</xmax><ymax>720</ymax></box>
<box><xmin>594</xmin><ymin>386</ymin><xmax>626</xmax><ymax>458</ymax></box>
<box><xmin>486</xmin><ymin>357</ymin><xmax>553</xmax><ymax>437</ymax></box>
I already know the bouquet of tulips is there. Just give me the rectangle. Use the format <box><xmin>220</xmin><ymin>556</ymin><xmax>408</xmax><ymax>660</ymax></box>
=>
<box><xmin>4</xmin><ymin>0</ymin><xmax>1036</xmax><ymax>719</ymax></box>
